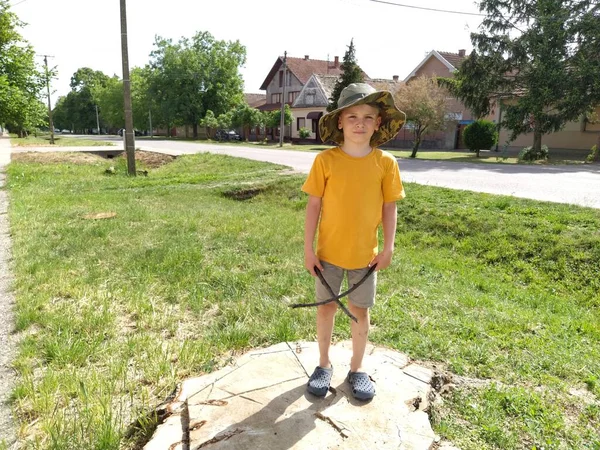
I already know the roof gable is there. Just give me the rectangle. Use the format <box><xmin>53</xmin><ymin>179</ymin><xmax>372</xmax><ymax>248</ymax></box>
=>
<box><xmin>404</xmin><ymin>50</ymin><xmax>466</xmax><ymax>82</ymax></box>
<box><xmin>260</xmin><ymin>55</ymin><xmax>369</xmax><ymax>91</ymax></box>
<box><xmin>292</xmin><ymin>74</ymin><xmax>338</xmax><ymax>108</ymax></box>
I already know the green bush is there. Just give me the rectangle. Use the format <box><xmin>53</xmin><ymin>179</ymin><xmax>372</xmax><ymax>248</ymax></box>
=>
<box><xmin>518</xmin><ymin>145</ymin><xmax>549</xmax><ymax>162</ymax></box>
<box><xmin>586</xmin><ymin>145</ymin><xmax>598</xmax><ymax>162</ymax></box>
<box><xmin>463</xmin><ymin>120</ymin><xmax>498</xmax><ymax>157</ymax></box>
<box><xmin>298</xmin><ymin>127</ymin><xmax>311</xmax><ymax>139</ymax></box>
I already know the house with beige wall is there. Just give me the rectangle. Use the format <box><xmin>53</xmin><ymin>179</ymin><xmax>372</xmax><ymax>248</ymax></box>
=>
<box><xmin>486</xmin><ymin>101</ymin><xmax>600</xmax><ymax>153</ymax></box>
<box><xmin>258</xmin><ymin>55</ymin><xmax>346</xmax><ymax>141</ymax></box>
<box><xmin>408</xmin><ymin>49</ymin><xmax>599</xmax><ymax>153</ymax></box>
<box><xmin>402</xmin><ymin>49</ymin><xmax>472</xmax><ymax>150</ymax></box>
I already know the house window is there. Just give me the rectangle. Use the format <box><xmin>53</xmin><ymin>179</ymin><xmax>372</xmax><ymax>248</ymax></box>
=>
<box><xmin>306</xmin><ymin>93</ymin><xmax>315</xmax><ymax>105</ymax></box>
<box><xmin>287</xmin><ymin>71</ymin><xmax>292</xmax><ymax>86</ymax></box>
<box><xmin>288</xmin><ymin>91</ymin><xmax>298</xmax><ymax>103</ymax></box>
<box><xmin>312</xmin><ymin>119</ymin><xmax>318</xmax><ymax>133</ymax></box>
<box><xmin>297</xmin><ymin>117</ymin><xmax>306</xmax><ymax>131</ymax></box>
<box><xmin>271</xmin><ymin>93</ymin><xmax>281</xmax><ymax>104</ymax></box>
<box><xmin>279</xmin><ymin>71</ymin><xmax>283</xmax><ymax>87</ymax></box>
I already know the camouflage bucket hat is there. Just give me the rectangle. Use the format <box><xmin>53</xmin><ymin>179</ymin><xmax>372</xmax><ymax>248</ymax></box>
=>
<box><xmin>319</xmin><ymin>83</ymin><xmax>406</xmax><ymax>147</ymax></box>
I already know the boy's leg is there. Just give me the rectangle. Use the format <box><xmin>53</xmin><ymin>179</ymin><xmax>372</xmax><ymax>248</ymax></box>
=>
<box><xmin>316</xmin><ymin>302</ymin><xmax>337</xmax><ymax>368</ymax></box>
<box><xmin>347</xmin><ymin>267</ymin><xmax>377</xmax><ymax>372</ymax></box>
<box><xmin>348</xmin><ymin>304</ymin><xmax>370</xmax><ymax>372</ymax></box>
<box><xmin>314</xmin><ymin>262</ymin><xmax>344</xmax><ymax>368</ymax></box>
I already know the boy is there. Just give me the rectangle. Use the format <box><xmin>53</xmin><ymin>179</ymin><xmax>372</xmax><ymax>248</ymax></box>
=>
<box><xmin>302</xmin><ymin>83</ymin><xmax>406</xmax><ymax>400</ymax></box>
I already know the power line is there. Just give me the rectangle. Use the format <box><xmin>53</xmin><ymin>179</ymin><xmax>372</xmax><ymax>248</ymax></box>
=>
<box><xmin>367</xmin><ymin>0</ymin><xmax>485</xmax><ymax>16</ymax></box>
<box><xmin>9</xmin><ymin>0</ymin><xmax>28</xmax><ymax>6</ymax></box>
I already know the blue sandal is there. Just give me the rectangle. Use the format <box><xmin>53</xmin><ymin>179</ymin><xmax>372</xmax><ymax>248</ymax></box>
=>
<box><xmin>347</xmin><ymin>371</ymin><xmax>376</xmax><ymax>400</ymax></box>
<box><xmin>307</xmin><ymin>366</ymin><xmax>333</xmax><ymax>397</ymax></box>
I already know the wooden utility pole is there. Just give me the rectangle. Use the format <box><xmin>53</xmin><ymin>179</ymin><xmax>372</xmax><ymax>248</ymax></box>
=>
<box><xmin>95</xmin><ymin>105</ymin><xmax>101</xmax><ymax>135</ymax></box>
<box><xmin>279</xmin><ymin>51</ymin><xmax>287</xmax><ymax>147</ymax></box>
<box><xmin>120</xmin><ymin>0</ymin><xmax>136</xmax><ymax>175</ymax></box>
<box><xmin>42</xmin><ymin>55</ymin><xmax>55</xmax><ymax>144</ymax></box>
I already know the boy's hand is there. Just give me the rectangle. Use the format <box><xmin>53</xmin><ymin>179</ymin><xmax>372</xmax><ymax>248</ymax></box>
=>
<box><xmin>305</xmin><ymin>250</ymin><xmax>324</xmax><ymax>277</ymax></box>
<box><xmin>369</xmin><ymin>249</ymin><xmax>393</xmax><ymax>271</ymax></box>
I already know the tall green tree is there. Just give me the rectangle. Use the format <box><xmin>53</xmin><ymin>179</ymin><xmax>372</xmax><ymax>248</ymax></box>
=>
<box><xmin>327</xmin><ymin>39</ymin><xmax>364</xmax><ymax>112</ymax></box>
<box><xmin>92</xmin><ymin>67</ymin><xmax>153</xmax><ymax>131</ymax></box>
<box><xmin>0</xmin><ymin>0</ymin><xmax>46</xmax><ymax>136</ymax></box>
<box><xmin>444</xmin><ymin>0</ymin><xmax>600</xmax><ymax>153</ymax></box>
<box><xmin>148</xmin><ymin>31</ymin><xmax>246</xmax><ymax>138</ymax></box>
<box><xmin>53</xmin><ymin>68</ymin><xmax>111</xmax><ymax>133</ymax></box>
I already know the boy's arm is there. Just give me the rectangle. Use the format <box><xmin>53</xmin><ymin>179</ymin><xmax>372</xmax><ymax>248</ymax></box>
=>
<box><xmin>369</xmin><ymin>201</ymin><xmax>398</xmax><ymax>271</ymax></box>
<box><xmin>304</xmin><ymin>195</ymin><xmax>324</xmax><ymax>277</ymax></box>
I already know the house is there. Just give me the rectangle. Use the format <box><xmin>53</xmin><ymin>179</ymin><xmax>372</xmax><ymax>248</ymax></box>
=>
<box><xmin>258</xmin><ymin>55</ymin><xmax>362</xmax><ymax>141</ymax></box>
<box><xmin>486</xmin><ymin>100</ymin><xmax>600</xmax><ymax>154</ymax></box>
<box><xmin>407</xmin><ymin>49</ymin><xmax>599</xmax><ymax>153</ymax></box>
<box><xmin>291</xmin><ymin>74</ymin><xmax>338</xmax><ymax>142</ymax></box>
<box><xmin>403</xmin><ymin>49</ymin><xmax>472</xmax><ymax>150</ymax></box>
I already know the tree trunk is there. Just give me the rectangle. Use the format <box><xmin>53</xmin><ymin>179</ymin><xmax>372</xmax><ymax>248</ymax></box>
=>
<box><xmin>410</xmin><ymin>137</ymin><xmax>421</xmax><ymax>158</ymax></box>
<box><xmin>595</xmin><ymin>133</ymin><xmax>600</xmax><ymax>162</ymax></box>
<box><xmin>476</xmin><ymin>149</ymin><xmax>480</xmax><ymax>158</ymax></box>
<box><xmin>193</xmin><ymin>122</ymin><xmax>198</xmax><ymax>139</ymax></box>
<box><xmin>410</xmin><ymin>130</ymin><xmax>422</xmax><ymax>158</ymax></box>
<box><xmin>533</xmin><ymin>127</ymin><xmax>542</xmax><ymax>155</ymax></box>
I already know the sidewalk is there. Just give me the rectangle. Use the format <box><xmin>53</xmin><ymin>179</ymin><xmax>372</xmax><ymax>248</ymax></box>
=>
<box><xmin>0</xmin><ymin>134</ymin><xmax>17</xmax><ymax>447</ymax></box>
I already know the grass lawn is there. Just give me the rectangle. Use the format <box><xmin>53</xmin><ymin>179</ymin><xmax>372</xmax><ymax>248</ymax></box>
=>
<box><xmin>9</xmin><ymin>135</ymin><xmax>114</xmax><ymax>147</ymax></box>
<box><xmin>4</xmin><ymin>152</ymin><xmax>600</xmax><ymax>449</ymax></box>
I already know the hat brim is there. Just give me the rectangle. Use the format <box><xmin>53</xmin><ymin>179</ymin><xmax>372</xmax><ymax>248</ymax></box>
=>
<box><xmin>319</xmin><ymin>91</ymin><xmax>406</xmax><ymax>147</ymax></box>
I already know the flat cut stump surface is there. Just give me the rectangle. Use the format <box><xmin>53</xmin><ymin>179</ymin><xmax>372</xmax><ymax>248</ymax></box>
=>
<box><xmin>145</xmin><ymin>341</ymin><xmax>441</xmax><ymax>450</ymax></box>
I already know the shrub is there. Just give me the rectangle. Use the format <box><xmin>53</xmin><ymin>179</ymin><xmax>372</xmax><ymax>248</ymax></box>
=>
<box><xmin>298</xmin><ymin>127</ymin><xmax>311</xmax><ymax>139</ymax></box>
<box><xmin>586</xmin><ymin>145</ymin><xmax>598</xmax><ymax>163</ymax></box>
<box><xmin>518</xmin><ymin>145</ymin><xmax>549</xmax><ymax>162</ymax></box>
<box><xmin>463</xmin><ymin>120</ymin><xmax>498</xmax><ymax>157</ymax></box>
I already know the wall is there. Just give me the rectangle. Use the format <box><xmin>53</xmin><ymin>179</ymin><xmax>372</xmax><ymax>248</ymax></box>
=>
<box><xmin>266</xmin><ymin>69</ymin><xmax>304</xmax><ymax>105</ymax></box>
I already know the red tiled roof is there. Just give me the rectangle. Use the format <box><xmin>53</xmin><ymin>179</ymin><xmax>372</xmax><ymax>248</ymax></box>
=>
<box><xmin>244</xmin><ymin>93</ymin><xmax>266</xmax><ymax>108</ymax></box>
<box><xmin>260</xmin><ymin>56</ymin><xmax>369</xmax><ymax>90</ymax></box>
<box><xmin>437</xmin><ymin>51</ymin><xmax>467</xmax><ymax>69</ymax></box>
<box><xmin>286</xmin><ymin>57</ymin><xmax>345</xmax><ymax>84</ymax></box>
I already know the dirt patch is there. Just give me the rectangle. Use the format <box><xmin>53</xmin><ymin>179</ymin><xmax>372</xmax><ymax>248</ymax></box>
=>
<box><xmin>130</xmin><ymin>150</ymin><xmax>176</xmax><ymax>168</ymax></box>
<box><xmin>11</xmin><ymin>152</ymin><xmax>105</xmax><ymax>165</ymax></box>
<box><xmin>222</xmin><ymin>187</ymin><xmax>264</xmax><ymax>201</ymax></box>
<box><xmin>10</xmin><ymin>150</ymin><xmax>177</xmax><ymax>169</ymax></box>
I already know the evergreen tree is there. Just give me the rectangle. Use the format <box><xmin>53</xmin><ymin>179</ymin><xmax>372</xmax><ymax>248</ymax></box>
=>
<box><xmin>442</xmin><ymin>0</ymin><xmax>600</xmax><ymax>153</ymax></box>
<box><xmin>327</xmin><ymin>39</ymin><xmax>364</xmax><ymax>112</ymax></box>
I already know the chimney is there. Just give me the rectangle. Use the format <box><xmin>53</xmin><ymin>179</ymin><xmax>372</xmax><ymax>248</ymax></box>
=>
<box><xmin>458</xmin><ymin>49</ymin><xmax>466</xmax><ymax>57</ymax></box>
<box><xmin>304</xmin><ymin>55</ymin><xmax>309</xmax><ymax>60</ymax></box>
<box><xmin>393</xmin><ymin>75</ymin><xmax>399</xmax><ymax>82</ymax></box>
<box><xmin>334</xmin><ymin>56</ymin><xmax>339</xmax><ymax>68</ymax></box>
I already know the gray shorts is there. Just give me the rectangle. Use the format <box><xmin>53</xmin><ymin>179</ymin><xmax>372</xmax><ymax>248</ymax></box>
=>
<box><xmin>316</xmin><ymin>261</ymin><xmax>377</xmax><ymax>309</ymax></box>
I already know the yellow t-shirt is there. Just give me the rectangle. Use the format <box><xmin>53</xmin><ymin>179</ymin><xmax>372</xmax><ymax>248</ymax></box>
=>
<box><xmin>302</xmin><ymin>147</ymin><xmax>405</xmax><ymax>269</ymax></box>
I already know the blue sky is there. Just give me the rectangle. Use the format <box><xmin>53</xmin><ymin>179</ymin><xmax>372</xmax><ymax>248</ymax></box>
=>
<box><xmin>11</xmin><ymin>0</ymin><xmax>483</xmax><ymax>104</ymax></box>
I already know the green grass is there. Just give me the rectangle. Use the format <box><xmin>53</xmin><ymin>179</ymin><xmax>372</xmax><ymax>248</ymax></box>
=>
<box><xmin>5</xmin><ymin>152</ymin><xmax>600</xmax><ymax>449</ymax></box>
<box><xmin>10</xmin><ymin>135</ymin><xmax>114</xmax><ymax>147</ymax></box>
<box><xmin>387</xmin><ymin>149</ymin><xmax>520</xmax><ymax>164</ymax></box>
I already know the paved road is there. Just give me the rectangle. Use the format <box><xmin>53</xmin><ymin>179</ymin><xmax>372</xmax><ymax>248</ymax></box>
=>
<box><xmin>13</xmin><ymin>136</ymin><xmax>600</xmax><ymax>209</ymax></box>
<box><xmin>0</xmin><ymin>136</ymin><xmax>17</xmax><ymax>447</ymax></box>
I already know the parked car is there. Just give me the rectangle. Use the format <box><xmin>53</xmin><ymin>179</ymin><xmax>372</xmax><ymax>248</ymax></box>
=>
<box><xmin>215</xmin><ymin>129</ymin><xmax>241</xmax><ymax>141</ymax></box>
<box><xmin>118</xmin><ymin>128</ymin><xmax>144</xmax><ymax>136</ymax></box>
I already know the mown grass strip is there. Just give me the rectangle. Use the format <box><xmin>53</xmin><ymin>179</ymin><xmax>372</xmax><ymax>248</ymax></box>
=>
<box><xmin>5</xmin><ymin>152</ymin><xmax>599</xmax><ymax>449</ymax></box>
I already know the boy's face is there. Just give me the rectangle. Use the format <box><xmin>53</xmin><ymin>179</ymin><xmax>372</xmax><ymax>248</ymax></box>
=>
<box><xmin>338</xmin><ymin>104</ymin><xmax>381</xmax><ymax>146</ymax></box>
